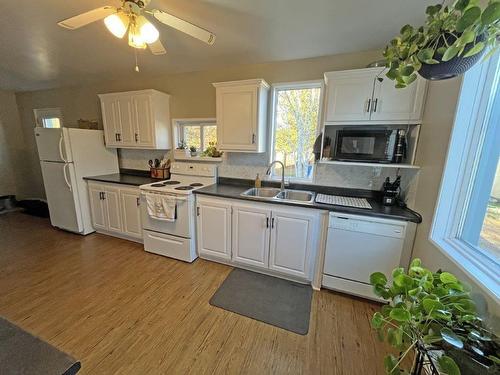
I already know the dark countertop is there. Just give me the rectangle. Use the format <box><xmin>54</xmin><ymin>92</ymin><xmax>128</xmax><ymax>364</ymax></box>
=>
<box><xmin>84</xmin><ymin>169</ymin><xmax>161</xmax><ymax>186</ymax></box>
<box><xmin>194</xmin><ymin>178</ymin><xmax>422</xmax><ymax>223</ymax></box>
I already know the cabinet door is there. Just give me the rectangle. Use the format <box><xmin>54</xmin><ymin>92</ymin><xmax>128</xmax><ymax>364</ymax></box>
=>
<box><xmin>101</xmin><ymin>97</ymin><xmax>121</xmax><ymax>147</ymax></box>
<box><xmin>197</xmin><ymin>200</ymin><xmax>232</xmax><ymax>260</ymax></box>
<box><xmin>324</xmin><ymin>71</ymin><xmax>375</xmax><ymax>122</ymax></box>
<box><xmin>116</xmin><ymin>96</ymin><xmax>135</xmax><ymax>146</ymax></box>
<box><xmin>104</xmin><ymin>186</ymin><xmax>122</xmax><ymax>233</ymax></box>
<box><xmin>269</xmin><ymin>209</ymin><xmax>315</xmax><ymax>279</ymax></box>
<box><xmin>232</xmin><ymin>204</ymin><xmax>271</xmax><ymax>269</ymax></box>
<box><xmin>371</xmin><ymin>75</ymin><xmax>427</xmax><ymax>122</ymax></box>
<box><xmin>133</xmin><ymin>94</ymin><xmax>155</xmax><ymax>147</ymax></box>
<box><xmin>88</xmin><ymin>184</ymin><xmax>107</xmax><ymax>230</ymax></box>
<box><xmin>120</xmin><ymin>188</ymin><xmax>142</xmax><ymax>239</ymax></box>
<box><xmin>216</xmin><ymin>85</ymin><xmax>258</xmax><ymax>151</ymax></box>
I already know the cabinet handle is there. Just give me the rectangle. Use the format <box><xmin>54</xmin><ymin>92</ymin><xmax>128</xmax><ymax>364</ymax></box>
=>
<box><xmin>266</xmin><ymin>217</ymin><xmax>269</xmax><ymax>228</ymax></box>
<box><xmin>271</xmin><ymin>217</ymin><xmax>275</xmax><ymax>228</ymax></box>
<box><xmin>135</xmin><ymin>133</ymin><xmax>138</xmax><ymax>142</ymax></box>
<box><xmin>99</xmin><ymin>192</ymin><xmax>102</xmax><ymax>200</ymax></box>
<box><xmin>373</xmin><ymin>98</ymin><xmax>378</xmax><ymax>112</ymax></box>
<box><xmin>196</xmin><ymin>207</ymin><xmax>200</xmax><ymax>216</ymax></box>
<box><xmin>136</xmin><ymin>197</ymin><xmax>140</xmax><ymax>206</ymax></box>
<box><xmin>117</xmin><ymin>133</ymin><xmax>121</xmax><ymax>142</ymax></box>
<box><xmin>102</xmin><ymin>192</ymin><xmax>106</xmax><ymax>200</ymax></box>
<box><xmin>252</xmin><ymin>133</ymin><xmax>256</xmax><ymax>144</ymax></box>
<box><xmin>366</xmin><ymin>99</ymin><xmax>371</xmax><ymax>112</ymax></box>
<box><xmin>115</xmin><ymin>134</ymin><xmax>118</xmax><ymax>141</ymax></box>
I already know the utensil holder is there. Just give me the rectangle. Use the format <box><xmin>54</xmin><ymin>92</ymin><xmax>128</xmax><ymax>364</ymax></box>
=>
<box><xmin>150</xmin><ymin>168</ymin><xmax>170</xmax><ymax>179</ymax></box>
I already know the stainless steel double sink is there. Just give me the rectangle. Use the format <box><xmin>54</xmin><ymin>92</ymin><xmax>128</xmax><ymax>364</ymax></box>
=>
<box><xmin>240</xmin><ymin>187</ymin><xmax>315</xmax><ymax>204</ymax></box>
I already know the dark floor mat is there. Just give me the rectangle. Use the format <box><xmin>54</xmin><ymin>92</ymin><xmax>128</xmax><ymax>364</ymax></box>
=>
<box><xmin>0</xmin><ymin>316</ymin><xmax>81</xmax><ymax>375</ymax></box>
<box><xmin>209</xmin><ymin>268</ymin><xmax>313</xmax><ymax>335</ymax></box>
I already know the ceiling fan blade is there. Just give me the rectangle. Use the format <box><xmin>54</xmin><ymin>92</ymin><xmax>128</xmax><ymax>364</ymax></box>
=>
<box><xmin>58</xmin><ymin>6</ymin><xmax>116</xmax><ymax>30</ymax></box>
<box><xmin>150</xmin><ymin>10</ymin><xmax>216</xmax><ymax>45</ymax></box>
<box><xmin>148</xmin><ymin>39</ymin><xmax>167</xmax><ymax>55</ymax></box>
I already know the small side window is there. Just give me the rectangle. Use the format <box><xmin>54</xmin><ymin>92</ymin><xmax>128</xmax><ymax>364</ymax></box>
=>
<box><xmin>34</xmin><ymin>108</ymin><xmax>63</xmax><ymax>128</ymax></box>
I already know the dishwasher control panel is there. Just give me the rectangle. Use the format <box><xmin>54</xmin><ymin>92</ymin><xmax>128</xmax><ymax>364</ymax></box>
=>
<box><xmin>329</xmin><ymin>214</ymin><xmax>405</xmax><ymax>239</ymax></box>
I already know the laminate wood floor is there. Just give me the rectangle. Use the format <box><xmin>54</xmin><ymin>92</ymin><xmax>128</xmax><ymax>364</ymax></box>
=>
<box><xmin>0</xmin><ymin>212</ymin><xmax>391</xmax><ymax>374</ymax></box>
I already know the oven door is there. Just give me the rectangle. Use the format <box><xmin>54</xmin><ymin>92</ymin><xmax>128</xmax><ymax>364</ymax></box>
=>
<box><xmin>140</xmin><ymin>193</ymin><xmax>193</xmax><ymax>238</ymax></box>
<box><xmin>334</xmin><ymin>129</ymin><xmax>396</xmax><ymax>163</ymax></box>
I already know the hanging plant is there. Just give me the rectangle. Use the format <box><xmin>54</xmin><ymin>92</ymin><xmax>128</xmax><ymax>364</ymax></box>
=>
<box><xmin>383</xmin><ymin>0</ymin><xmax>500</xmax><ymax>88</ymax></box>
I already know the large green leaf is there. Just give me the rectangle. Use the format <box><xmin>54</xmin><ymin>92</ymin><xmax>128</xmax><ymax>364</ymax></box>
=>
<box><xmin>464</xmin><ymin>41</ymin><xmax>486</xmax><ymax>57</ymax></box>
<box><xmin>440</xmin><ymin>327</ymin><xmax>464</xmax><ymax>349</ymax></box>
<box><xmin>370</xmin><ymin>272</ymin><xmax>387</xmax><ymax>286</ymax></box>
<box><xmin>423</xmin><ymin>298</ymin><xmax>445</xmax><ymax>313</ymax></box>
<box><xmin>454</xmin><ymin>0</ymin><xmax>470</xmax><ymax>12</ymax></box>
<box><xmin>437</xmin><ymin>355</ymin><xmax>461</xmax><ymax>375</ymax></box>
<box><xmin>410</xmin><ymin>258</ymin><xmax>421</xmax><ymax>268</ymax></box>
<box><xmin>394</xmin><ymin>274</ymin><xmax>414</xmax><ymax>289</ymax></box>
<box><xmin>389</xmin><ymin>307</ymin><xmax>411</xmax><ymax>322</ymax></box>
<box><xmin>456</xmin><ymin>6</ymin><xmax>481</xmax><ymax>32</ymax></box>
<box><xmin>442</xmin><ymin>45</ymin><xmax>460</xmax><ymax>62</ymax></box>
<box><xmin>440</xmin><ymin>272</ymin><xmax>458</xmax><ymax>284</ymax></box>
<box><xmin>417</xmin><ymin>48</ymin><xmax>434</xmax><ymax>62</ymax></box>
<box><xmin>481</xmin><ymin>1</ymin><xmax>500</xmax><ymax>25</ymax></box>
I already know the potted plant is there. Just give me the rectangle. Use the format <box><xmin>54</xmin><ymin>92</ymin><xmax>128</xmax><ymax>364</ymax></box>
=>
<box><xmin>383</xmin><ymin>0</ymin><xmax>500</xmax><ymax>87</ymax></box>
<box><xmin>173</xmin><ymin>140</ymin><xmax>190</xmax><ymax>159</ymax></box>
<box><xmin>370</xmin><ymin>259</ymin><xmax>499</xmax><ymax>374</ymax></box>
<box><xmin>200</xmin><ymin>142</ymin><xmax>224</xmax><ymax>158</ymax></box>
<box><xmin>189</xmin><ymin>145</ymin><xmax>198</xmax><ymax>157</ymax></box>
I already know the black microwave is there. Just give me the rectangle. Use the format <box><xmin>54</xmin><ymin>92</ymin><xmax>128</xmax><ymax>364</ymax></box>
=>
<box><xmin>332</xmin><ymin>128</ymin><xmax>407</xmax><ymax>163</ymax></box>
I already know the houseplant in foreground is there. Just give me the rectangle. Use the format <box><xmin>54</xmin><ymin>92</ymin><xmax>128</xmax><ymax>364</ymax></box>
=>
<box><xmin>370</xmin><ymin>259</ymin><xmax>499</xmax><ymax>374</ymax></box>
<box><xmin>383</xmin><ymin>0</ymin><xmax>500</xmax><ymax>87</ymax></box>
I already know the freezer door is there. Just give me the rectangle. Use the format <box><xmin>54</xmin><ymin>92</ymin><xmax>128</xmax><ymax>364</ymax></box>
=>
<box><xmin>34</xmin><ymin>128</ymin><xmax>73</xmax><ymax>162</ymax></box>
<box><xmin>40</xmin><ymin>161</ymin><xmax>83</xmax><ymax>233</ymax></box>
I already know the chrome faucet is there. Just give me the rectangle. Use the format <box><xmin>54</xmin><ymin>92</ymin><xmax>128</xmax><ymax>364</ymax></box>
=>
<box><xmin>266</xmin><ymin>160</ymin><xmax>286</xmax><ymax>192</ymax></box>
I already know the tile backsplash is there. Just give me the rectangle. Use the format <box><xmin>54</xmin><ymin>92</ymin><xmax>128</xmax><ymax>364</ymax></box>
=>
<box><xmin>118</xmin><ymin>149</ymin><xmax>419</xmax><ymax>206</ymax></box>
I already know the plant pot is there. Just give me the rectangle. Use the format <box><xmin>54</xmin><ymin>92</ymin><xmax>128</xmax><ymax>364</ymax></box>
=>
<box><xmin>190</xmin><ymin>151</ymin><xmax>198</xmax><ymax>157</ymax></box>
<box><xmin>448</xmin><ymin>348</ymin><xmax>500</xmax><ymax>375</ymax></box>
<box><xmin>418</xmin><ymin>34</ymin><xmax>486</xmax><ymax>81</ymax></box>
<box><xmin>174</xmin><ymin>149</ymin><xmax>190</xmax><ymax>159</ymax></box>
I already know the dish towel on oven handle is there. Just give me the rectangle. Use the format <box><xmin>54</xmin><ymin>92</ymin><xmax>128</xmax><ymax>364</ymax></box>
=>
<box><xmin>145</xmin><ymin>192</ymin><xmax>177</xmax><ymax>222</ymax></box>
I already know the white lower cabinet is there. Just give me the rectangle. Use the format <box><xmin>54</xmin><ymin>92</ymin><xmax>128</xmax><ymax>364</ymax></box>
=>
<box><xmin>196</xmin><ymin>196</ymin><xmax>322</xmax><ymax>282</ymax></box>
<box><xmin>232</xmin><ymin>203</ymin><xmax>271</xmax><ymax>269</ymax></box>
<box><xmin>269</xmin><ymin>208</ymin><xmax>315</xmax><ymax>279</ymax></box>
<box><xmin>88</xmin><ymin>182</ymin><xmax>142</xmax><ymax>242</ymax></box>
<box><xmin>196</xmin><ymin>197</ymin><xmax>232</xmax><ymax>260</ymax></box>
<box><xmin>120</xmin><ymin>188</ymin><xmax>142</xmax><ymax>239</ymax></box>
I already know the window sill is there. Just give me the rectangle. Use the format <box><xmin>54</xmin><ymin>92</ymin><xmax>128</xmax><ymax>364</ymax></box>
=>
<box><xmin>429</xmin><ymin>235</ymin><xmax>500</xmax><ymax>301</ymax></box>
<box><xmin>174</xmin><ymin>155</ymin><xmax>223</xmax><ymax>162</ymax></box>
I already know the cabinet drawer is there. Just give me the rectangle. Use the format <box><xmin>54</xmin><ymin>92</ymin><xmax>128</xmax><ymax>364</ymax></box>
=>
<box><xmin>143</xmin><ymin>230</ymin><xmax>192</xmax><ymax>262</ymax></box>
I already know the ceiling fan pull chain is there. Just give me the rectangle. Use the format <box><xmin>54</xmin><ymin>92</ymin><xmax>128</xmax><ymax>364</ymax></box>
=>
<box><xmin>134</xmin><ymin>49</ymin><xmax>140</xmax><ymax>72</ymax></box>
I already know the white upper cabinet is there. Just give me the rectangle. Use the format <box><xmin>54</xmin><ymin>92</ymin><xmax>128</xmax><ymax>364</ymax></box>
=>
<box><xmin>324</xmin><ymin>69</ymin><xmax>375</xmax><ymax>122</ymax></box>
<box><xmin>213</xmin><ymin>79</ymin><xmax>269</xmax><ymax>152</ymax></box>
<box><xmin>324</xmin><ymin>68</ymin><xmax>427</xmax><ymax>124</ymax></box>
<box><xmin>99</xmin><ymin>89</ymin><xmax>171</xmax><ymax>149</ymax></box>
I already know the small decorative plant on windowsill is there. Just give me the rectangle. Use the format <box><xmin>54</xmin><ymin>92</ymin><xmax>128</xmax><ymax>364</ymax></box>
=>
<box><xmin>189</xmin><ymin>146</ymin><xmax>198</xmax><ymax>157</ymax></box>
<box><xmin>383</xmin><ymin>0</ymin><xmax>500</xmax><ymax>88</ymax></box>
<box><xmin>174</xmin><ymin>140</ymin><xmax>190</xmax><ymax>159</ymax></box>
<box><xmin>370</xmin><ymin>259</ymin><xmax>499</xmax><ymax>375</ymax></box>
<box><xmin>200</xmin><ymin>142</ymin><xmax>224</xmax><ymax>158</ymax></box>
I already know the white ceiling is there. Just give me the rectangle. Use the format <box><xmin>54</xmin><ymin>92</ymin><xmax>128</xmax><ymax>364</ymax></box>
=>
<box><xmin>0</xmin><ymin>0</ymin><xmax>435</xmax><ymax>92</ymax></box>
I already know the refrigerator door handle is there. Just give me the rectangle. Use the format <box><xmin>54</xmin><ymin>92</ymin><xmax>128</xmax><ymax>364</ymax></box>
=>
<box><xmin>63</xmin><ymin>163</ymin><xmax>72</xmax><ymax>191</ymax></box>
<box><xmin>59</xmin><ymin>133</ymin><xmax>68</xmax><ymax>163</ymax></box>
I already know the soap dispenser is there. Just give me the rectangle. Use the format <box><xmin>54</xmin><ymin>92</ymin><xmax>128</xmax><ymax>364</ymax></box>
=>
<box><xmin>255</xmin><ymin>174</ymin><xmax>262</xmax><ymax>188</ymax></box>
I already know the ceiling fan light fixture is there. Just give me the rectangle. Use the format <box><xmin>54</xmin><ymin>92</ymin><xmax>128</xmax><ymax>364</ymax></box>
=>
<box><xmin>104</xmin><ymin>12</ymin><xmax>129</xmax><ymax>38</ymax></box>
<box><xmin>128</xmin><ymin>25</ymin><xmax>147</xmax><ymax>49</ymax></box>
<box><xmin>137</xmin><ymin>15</ymin><xmax>159</xmax><ymax>44</ymax></box>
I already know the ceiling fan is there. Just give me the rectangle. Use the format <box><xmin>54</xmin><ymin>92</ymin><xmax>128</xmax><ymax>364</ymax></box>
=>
<box><xmin>57</xmin><ymin>0</ymin><xmax>216</xmax><ymax>56</ymax></box>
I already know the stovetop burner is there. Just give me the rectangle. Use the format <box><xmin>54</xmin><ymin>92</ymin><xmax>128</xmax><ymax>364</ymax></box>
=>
<box><xmin>190</xmin><ymin>183</ymin><xmax>204</xmax><ymax>187</ymax></box>
<box><xmin>175</xmin><ymin>186</ymin><xmax>195</xmax><ymax>191</ymax></box>
<box><xmin>163</xmin><ymin>180</ymin><xmax>181</xmax><ymax>185</ymax></box>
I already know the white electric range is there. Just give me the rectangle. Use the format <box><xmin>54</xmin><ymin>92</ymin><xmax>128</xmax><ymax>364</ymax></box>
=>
<box><xmin>139</xmin><ymin>163</ymin><xmax>217</xmax><ymax>262</ymax></box>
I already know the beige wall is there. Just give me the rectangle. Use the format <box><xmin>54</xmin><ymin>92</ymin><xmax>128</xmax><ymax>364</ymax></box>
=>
<box><xmin>412</xmin><ymin>78</ymin><xmax>499</xmax><ymax>323</ymax></box>
<box><xmin>0</xmin><ymin>90</ymin><xmax>24</xmax><ymax>197</ymax></box>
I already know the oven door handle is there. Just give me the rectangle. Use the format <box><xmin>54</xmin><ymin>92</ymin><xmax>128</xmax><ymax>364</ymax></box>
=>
<box><xmin>140</xmin><ymin>192</ymin><xmax>188</xmax><ymax>201</ymax></box>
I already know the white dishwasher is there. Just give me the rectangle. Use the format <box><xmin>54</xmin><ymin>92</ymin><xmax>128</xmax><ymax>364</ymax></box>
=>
<box><xmin>322</xmin><ymin>212</ymin><xmax>414</xmax><ymax>301</ymax></box>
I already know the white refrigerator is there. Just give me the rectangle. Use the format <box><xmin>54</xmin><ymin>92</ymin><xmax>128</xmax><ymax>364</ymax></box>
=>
<box><xmin>35</xmin><ymin>128</ymin><xmax>119</xmax><ymax>235</ymax></box>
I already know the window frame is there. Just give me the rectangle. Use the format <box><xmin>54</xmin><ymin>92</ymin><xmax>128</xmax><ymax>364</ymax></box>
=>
<box><xmin>171</xmin><ymin>118</ymin><xmax>217</xmax><ymax>152</ymax></box>
<box><xmin>268</xmin><ymin>80</ymin><xmax>324</xmax><ymax>182</ymax></box>
<box><xmin>430</xmin><ymin>52</ymin><xmax>500</xmax><ymax>300</ymax></box>
<box><xmin>33</xmin><ymin>108</ymin><xmax>63</xmax><ymax>128</ymax></box>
